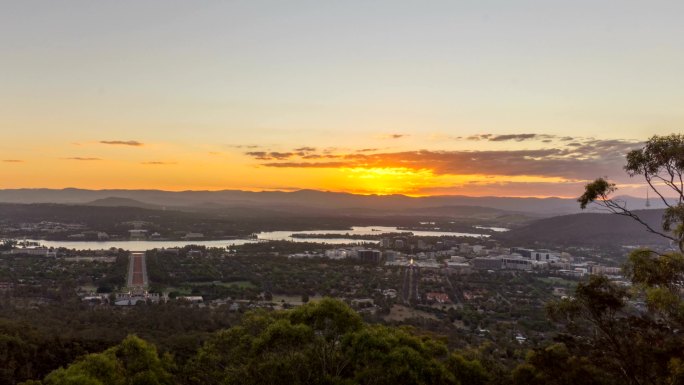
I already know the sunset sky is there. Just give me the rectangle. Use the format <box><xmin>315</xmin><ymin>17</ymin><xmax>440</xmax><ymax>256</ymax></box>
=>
<box><xmin>1</xmin><ymin>1</ymin><xmax>681</xmax><ymax>197</ymax></box>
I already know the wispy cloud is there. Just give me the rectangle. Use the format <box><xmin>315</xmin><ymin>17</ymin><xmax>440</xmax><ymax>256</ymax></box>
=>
<box><xmin>2</xmin><ymin>159</ymin><xmax>24</xmax><ymax>163</ymax></box>
<box><xmin>377</xmin><ymin>134</ymin><xmax>408</xmax><ymax>139</ymax></box>
<box><xmin>63</xmin><ymin>157</ymin><xmax>102</xmax><ymax>161</ymax></box>
<box><xmin>100</xmin><ymin>140</ymin><xmax>143</xmax><ymax>146</ymax></box>
<box><xmin>488</xmin><ymin>133</ymin><xmax>539</xmax><ymax>142</ymax></box>
<box><xmin>261</xmin><ymin>161</ymin><xmax>348</xmax><ymax>168</ymax></box>
<box><xmin>294</xmin><ymin>147</ymin><xmax>316</xmax><ymax>152</ymax></box>
<box><xmin>245</xmin><ymin>151</ymin><xmax>299</xmax><ymax>160</ymax></box>
<box><xmin>301</xmin><ymin>154</ymin><xmax>341</xmax><ymax>159</ymax></box>
<box><xmin>466</xmin><ymin>134</ymin><xmax>492</xmax><ymax>141</ymax></box>
<box><xmin>141</xmin><ymin>161</ymin><xmax>176</xmax><ymax>165</ymax></box>
<box><xmin>466</xmin><ymin>133</ymin><xmax>555</xmax><ymax>142</ymax></box>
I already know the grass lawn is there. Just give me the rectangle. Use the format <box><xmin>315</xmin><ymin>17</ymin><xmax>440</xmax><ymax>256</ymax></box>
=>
<box><xmin>182</xmin><ymin>280</ymin><xmax>257</xmax><ymax>289</ymax></box>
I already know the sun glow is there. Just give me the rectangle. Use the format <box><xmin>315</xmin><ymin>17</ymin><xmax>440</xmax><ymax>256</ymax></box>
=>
<box><xmin>338</xmin><ymin>166</ymin><xmax>578</xmax><ymax>196</ymax></box>
<box><xmin>341</xmin><ymin>167</ymin><xmax>437</xmax><ymax>195</ymax></box>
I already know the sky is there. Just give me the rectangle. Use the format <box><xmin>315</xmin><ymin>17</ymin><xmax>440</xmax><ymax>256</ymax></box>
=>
<box><xmin>1</xmin><ymin>1</ymin><xmax>681</xmax><ymax>197</ymax></box>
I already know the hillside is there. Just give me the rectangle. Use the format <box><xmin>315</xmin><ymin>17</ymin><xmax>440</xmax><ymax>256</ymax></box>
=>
<box><xmin>0</xmin><ymin>188</ymin><xmax>663</xmax><ymax>216</ymax></box>
<box><xmin>499</xmin><ymin>209</ymin><xmax>672</xmax><ymax>249</ymax></box>
<box><xmin>86</xmin><ymin>197</ymin><xmax>162</xmax><ymax>210</ymax></box>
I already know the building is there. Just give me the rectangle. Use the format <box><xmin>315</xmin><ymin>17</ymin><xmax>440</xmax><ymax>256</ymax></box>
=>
<box><xmin>187</xmin><ymin>249</ymin><xmax>204</xmax><ymax>258</ymax></box>
<box><xmin>591</xmin><ymin>265</ymin><xmax>622</xmax><ymax>275</ymax></box>
<box><xmin>115</xmin><ymin>290</ymin><xmax>160</xmax><ymax>306</ymax></box>
<box><xmin>324</xmin><ymin>248</ymin><xmax>356</xmax><ymax>259</ymax></box>
<box><xmin>288</xmin><ymin>252</ymin><xmax>324</xmax><ymax>259</ymax></box>
<box><xmin>472</xmin><ymin>245</ymin><xmax>486</xmax><ymax>254</ymax></box>
<box><xmin>445</xmin><ymin>261</ymin><xmax>472</xmax><ymax>274</ymax></box>
<box><xmin>382</xmin><ymin>289</ymin><xmax>398</xmax><ymax>298</ymax></box>
<box><xmin>357</xmin><ymin>249</ymin><xmax>382</xmax><ymax>264</ymax></box>
<box><xmin>472</xmin><ymin>257</ymin><xmax>502</xmax><ymax>270</ymax></box>
<box><xmin>128</xmin><ymin>229</ymin><xmax>148</xmax><ymax>240</ymax></box>
<box><xmin>384</xmin><ymin>250</ymin><xmax>402</xmax><ymax>262</ymax></box>
<box><xmin>178</xmin><ymin>296</ymin><xmax>204</xmax><ymax>304</ymax></box>
<box><xmin>511</xmin><ymin>247</ymin><xmax>560</xmax><ymax>262</ymax></box>
<box><xmin>502</xmin><ymin>256</ymin><xmax>534</xmax><ymax>270</ymax></box>
<box><xmin>9</xmin><ymin>247</ymin><xmax>53</xmax><ymax>257</ymax></box>
<box><xmin>426</xmin><ymin>292</ymin><xmax>451</xmax><ymax>304</ymax></box>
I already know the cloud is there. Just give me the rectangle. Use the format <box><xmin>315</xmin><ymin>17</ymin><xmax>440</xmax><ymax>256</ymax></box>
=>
<box><xmin>261</xmin><ymin>161</ymin><xmax>349</xmax><ymax>168</ymax></box>
<box><xmin>488</xmin><ymin>133</ymin><xmax>539</xmax><ymax>142</ymax></box>
<box><xmin>377</xmin><ymin>134</ymin><xmax>408</xmax><ymax>139</ymax></box>
<box><xmin>100</xmin><ymin>140</ymin><xmax>143</xmax><ymax>146</ymax></box>
<box><xmin>466</xmin><ymin>134</ymin><xmax>492</xmax><ymax>141</ymax></box>
<box><xmin>245</xmin><ymin>151</ymin><xmax>297</xmax><ymax>160</ymax></box>
<box><xmin>466</xmin><ymin>133</ymin><xmax>557</xmax><ymax>142</ymax></box>
<box><xmin>245</xmin><ymin>151</ymin><xmax>269</xmax><ymax>159</ymax></box>
<box><xmin>252</xmin><ymin>139</ymin><xmax>642</xmax><ymax>182</ymax></box>
<box><xmin>294</xmin><ymin>147</ymin><xmax>316</xmax><ymax>152</ymax></box>
<box><xmin>241</xmin><ymin>138</ymin><xmax>643</xmax><ymax>185</ymax></box>
<box><xmin>63</xmin><ymin>157</ymin><xmax>101</xmax><ymax>161</ymax></box>
<box><xmin>301</xmin><ymin>154</ymin><xmax>341</xmax><ymax>159</ymax></box>
<box><xmin>2</xmin><ymin>159</ymin><xmax>23</xmax><ymax>163</ymax></box>
<box><xmin>141</xmin><ymin>161</ymin><xmax>176</xmax><ymax>165</ymax></box>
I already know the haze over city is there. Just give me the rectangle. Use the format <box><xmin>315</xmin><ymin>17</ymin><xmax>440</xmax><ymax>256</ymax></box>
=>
<box><xmin>2</xmin><ymin>1</ymin><xmax>682</xmax><ymax>197</ymax></box>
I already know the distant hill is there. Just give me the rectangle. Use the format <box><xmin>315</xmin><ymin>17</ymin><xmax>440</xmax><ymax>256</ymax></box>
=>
<box><xmin>0</xmin><ymin>188</ymin><xmax>664</xmax><ymax>216</ymax></box>
<box><xmin>499</xmin><ymin>209</ymin><xmax>673</xmax><ymax>249</ymax></box>
<box><xmin>86</xmin><ymin>197</ymin><xmax>161</xmax><ymax>210</ymax></box>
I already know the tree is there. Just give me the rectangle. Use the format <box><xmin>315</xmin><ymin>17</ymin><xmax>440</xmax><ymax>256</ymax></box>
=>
<box><xmin>578</xmin><ymin>133</ymin><xmax>684</xmax><ymax>251</ymax></box>
<box><xmin>183</xmin><ymin>298</ymin><xmax>463</xmax><ymax>385</ymax></box>
<box><xmin>39</xmin><ymin>335</ymin><xmax>174</xmax><ymax>385</ymax></box>
<box><xmin>577</xmin><ymin>134</ymin><xmax>684</xmax><ymax>344</ymax></box>
<box><xmin>540</xmin><ymin>134</ymin><xmax>684</xmax><ymax>385</ymax></box>
<box><xmin>0</xmin><ymin>239</ymin><xmax>16</xmax><ymax>251</ymax></box>
<box><xmin>512</xmin><ymin>342</ymin><xmax>616</xmax><ymax>385</ymax></box>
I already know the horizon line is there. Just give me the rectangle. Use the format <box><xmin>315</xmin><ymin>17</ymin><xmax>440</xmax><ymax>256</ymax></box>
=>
<box><xmin>0</xmin><ymin>186</ymin><xmax>649</xmax><ymax>200</ymax></box>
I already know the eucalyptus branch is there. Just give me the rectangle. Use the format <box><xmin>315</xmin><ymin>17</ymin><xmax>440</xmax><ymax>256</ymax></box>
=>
<box><xmin>596</xmin><ymin>198</ymin><xmax>676</xmax><ymax>242</ymax></box>
<box><xmin>645</xmin><ymin>176</ymin><xmax>673</xmax><ymax>209</ymax></box>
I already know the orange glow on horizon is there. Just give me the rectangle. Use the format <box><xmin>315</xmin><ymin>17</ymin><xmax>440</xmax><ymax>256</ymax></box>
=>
<box><xmin>0</xmin><ymin>151</ymin><xmax>593</xmax><ymax>198</ymax></box>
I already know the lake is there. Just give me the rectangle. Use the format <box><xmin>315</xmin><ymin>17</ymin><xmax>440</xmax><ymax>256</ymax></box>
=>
<box><xmin>28</xmin><ymin>226</ymin><xmax>489</xmax><ymax>250</ymax></box>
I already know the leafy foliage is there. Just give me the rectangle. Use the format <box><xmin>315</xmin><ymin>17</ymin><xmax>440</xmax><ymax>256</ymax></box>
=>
<box><xmin>517</xmin><ymin>133</ymin><xmax>684</xmax><ymax>385</ymax></box>
<box><xmin>183</xmin><ymin>298</ymin><xmax>464</xmax><ymax>385</ymax></box>
<box><xmin>36</xmin><ymin>335</ymin><xmax>174</xmax><ymax>385</ymax></box>
<box><xmin>579</xmin><ymin>134</ymin><xmax>684</xmax><ymax>250</ymax></box>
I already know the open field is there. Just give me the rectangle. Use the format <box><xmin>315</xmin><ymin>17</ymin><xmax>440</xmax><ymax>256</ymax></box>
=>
<box><xmin>183</xmin><ymin>280</ymin><xmax>257</xmax><ymax>289</ymax></box>
<box><xmin>384</xmin><ymin>304</ymin><xmax>439</xmax><ymax>322</ymax></box>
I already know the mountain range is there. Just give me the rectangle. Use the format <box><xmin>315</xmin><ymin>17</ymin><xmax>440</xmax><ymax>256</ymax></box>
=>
<box><xmin>0</xmin><ymin>188</ymin><xmax>661</xmax><ymax>217</ymax></box>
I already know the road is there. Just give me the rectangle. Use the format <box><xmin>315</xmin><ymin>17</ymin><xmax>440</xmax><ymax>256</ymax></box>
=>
<box><xmin>127</xmin><ymin>251</ymin><xmax>148</xmax><ymax>288</ymax></box>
